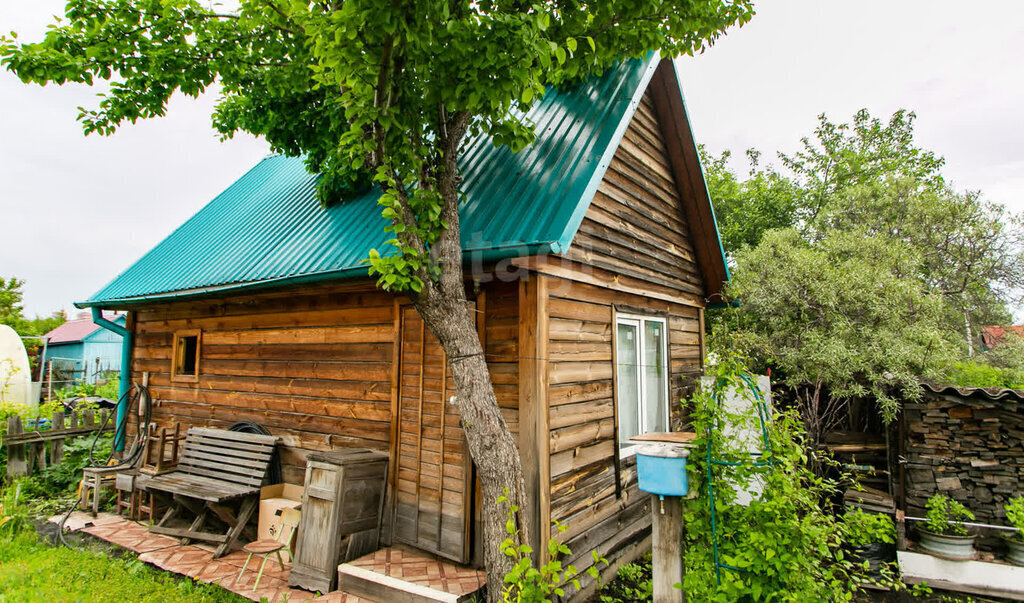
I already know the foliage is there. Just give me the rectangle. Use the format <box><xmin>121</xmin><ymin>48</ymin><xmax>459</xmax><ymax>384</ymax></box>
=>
<box><xmin>0</xmin><ymin>479</ymin><xmax>34</xmax><ymax>538</ymax></box>
<box><xmin>841</xmin><ymin>508</ymin><xmax>896</xmax><ymax>547</ymax></box>
<box><xmin>40</xmin><ymin>433</ymin><xmax>115</xmax><ymax>496</ymax></box>
<box><xmin>55</xmin><ymin>379</ymin><xmax>121</xmax><ymax>404</ymax></box>
<box><xmin>707</xmin><ymin>110</ymin><xmax>1024</xmax><ymax>434</ymax></box>
<box><xmin>1004</xmin><ymin>497</ymin><xmax>1024</xmax><ymax>542</ymax></box>
<box><xmin>680</xmin><ymin>353</ymin><xmax>869</xmax><ymax>601</ymax></box>
<box><xmin>0</xmin><ymin>276</ymin><xmax>65</xmax><ymax>338</ymax></box>
<box><xmin>943</xmin><ymin>360</ymin><xmax>1024</xmax><ymax>390</ymax></box>
<box><xmin>1</xmin><ymin>0</ymin><xmax>754</xmax><ymax>296</ymax></box>
<box><xmin>701</xmin><ymin>148</ymin><xmax>801</xmax><ymax>254</ymax></box>
<box><xmin>720</xmin><ymin>228</ymin><xmax>957</xmax><ymax>445</ymax></box>
<box><xmin>3</xmin><ymin>2</ymin><xmax>756</xmax><ymax>595</ymax></box>
<box><xmin>497</xmin><ymin>493</ymin><xmax>604</xmax><ymax>602</ymax></box>
<box><xmin>0</xmin><ymin>530</ymin><xmax>244</xmax><ymax>602</ymax></box>
<box><xmin>924</xmin><ymin>495</ymin><xmax>974</xmax><ymax>536</ymax></box>
<box><xmin>596</xmin><ymin>557</ymin><xmax>652</xmax><ymax>603</ymax></box>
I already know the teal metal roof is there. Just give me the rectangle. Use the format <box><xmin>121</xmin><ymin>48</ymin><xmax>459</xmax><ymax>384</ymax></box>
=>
<box><xmin>80</xmin><ymin>56</ymin><xmax>705</xmax><ymax>307</ymax></box>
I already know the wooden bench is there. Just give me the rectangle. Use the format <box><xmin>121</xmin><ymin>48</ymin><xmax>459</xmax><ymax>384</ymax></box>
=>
<box><xmin>146</xmin><ymin>427</ymin><xmax>279</xmax><ymax>558</ymax></box>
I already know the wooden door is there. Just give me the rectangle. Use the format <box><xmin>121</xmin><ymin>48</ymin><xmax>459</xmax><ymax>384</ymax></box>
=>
<box><xmin>393</xmin><ymin>305</ymin><xmax>473</xmax><ymax>563</ymax></box>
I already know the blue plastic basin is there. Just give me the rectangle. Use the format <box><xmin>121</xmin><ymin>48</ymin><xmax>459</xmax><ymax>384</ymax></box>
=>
<box><xmin>636</xmin><ymin>451</ymin><xmax>689</xmax><ymax>497</ymax></box>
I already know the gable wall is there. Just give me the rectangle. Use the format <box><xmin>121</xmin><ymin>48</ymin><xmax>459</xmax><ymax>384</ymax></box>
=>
<box><xmin>543</xmin><ymin>86</ymin><xmax>707</xmax><ymax>597</ymax></box>
<box><xmin>563</xmin><ymin>90</ymin><xmax>704</xmax><ymax>299</ymax></box>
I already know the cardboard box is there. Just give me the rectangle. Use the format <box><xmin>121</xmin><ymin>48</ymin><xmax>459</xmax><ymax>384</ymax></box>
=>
<box><xmin>258</xmin><ymin>484</ymin><xmax>303</xmax><ymax>549</ymax></box>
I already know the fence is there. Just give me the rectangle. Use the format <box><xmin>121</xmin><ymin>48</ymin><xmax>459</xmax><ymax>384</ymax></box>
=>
<box><xmin>3</xmin><ymin>409</ymin><xmax>113</xmax><ymax>478</ymax></box>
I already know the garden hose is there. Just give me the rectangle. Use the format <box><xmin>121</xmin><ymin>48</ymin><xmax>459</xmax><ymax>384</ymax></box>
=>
<box><xmin>56</xmin><ymin>384</ymin><xmax>152</xmax><ymax>548</ymax></box>
<box><xmin>706</xmin><ymin>373</ymin><xmax>773</xmax><ymax>586</ymax></box>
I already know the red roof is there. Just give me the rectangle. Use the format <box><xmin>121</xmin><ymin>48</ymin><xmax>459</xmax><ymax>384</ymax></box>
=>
<box><xmin>44</xmin><ymin>312</ymin><xmax>123</xmax><ymax>344</ymax></box>
<box><xmin>980</xmin><ymin>325</ymin><xmax>1024</xmax><ymax>350</ymax></box>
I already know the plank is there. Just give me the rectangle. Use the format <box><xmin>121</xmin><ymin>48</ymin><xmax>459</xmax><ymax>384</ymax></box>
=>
<box><xmin>189</xmin><ymin>426</ymin><xmax>277</xmax><ymax>444</ymax></box>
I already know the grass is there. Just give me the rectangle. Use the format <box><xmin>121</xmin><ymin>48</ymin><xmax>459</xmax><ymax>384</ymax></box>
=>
<box><xmin>0</xmin><ymin>531</ymin><xmax>247</xmax><ymax>602</ymax></box>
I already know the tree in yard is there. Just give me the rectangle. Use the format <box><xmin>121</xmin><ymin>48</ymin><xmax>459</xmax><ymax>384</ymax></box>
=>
<box><xmin>0</xmin><ymin>277</ymin><xmax>65</xmax><ymax>337</ymax></box>
<box><xmin>2</xmin><ymin>1</ymin><xmax>754</xmax><ymax>594</ymax></box>
<box><xmin>722</xmin><ymin>228</ymin><xmax>959</xmax><ymax>447</ymax></box>
<box><xmin>707</xmin><ymin>109</ymin><xmax>1024</xmax><ymax>446</ymax></box>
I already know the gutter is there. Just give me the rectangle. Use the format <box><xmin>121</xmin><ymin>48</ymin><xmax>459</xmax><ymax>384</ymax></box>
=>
<box><xmin>91</xmin><ymin>307</ymin><xmax>131</xmax><ymax>452</ymax></box>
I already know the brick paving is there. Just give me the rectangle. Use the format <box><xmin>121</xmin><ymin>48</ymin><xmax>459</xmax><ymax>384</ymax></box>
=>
<box><xmin>51</xmin><ymin>512</ymin><xmax>372</xmax><ymax>603</ymax></box>
<box><xmin>347</xmin><ymin>545</ymin><xmax>487</xmax><ymax>597</ymax></box>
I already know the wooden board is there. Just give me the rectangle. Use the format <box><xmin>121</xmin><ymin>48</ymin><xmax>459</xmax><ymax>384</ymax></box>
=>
<box><xmin>391</xmin><ymin>305</ymin><xmax>473</xmax><ymax>564</ymax></box>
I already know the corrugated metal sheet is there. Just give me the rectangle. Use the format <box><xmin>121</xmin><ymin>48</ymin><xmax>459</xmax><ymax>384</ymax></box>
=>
<box><xmin>922</xmin><ymin>382</ymin><xmax>1024</xmax><ymax>404</ymax></box>
<box><xmin>81</xmin><ymin>57</ymin><xmax>660</xmax><ymax>307</ymax></box>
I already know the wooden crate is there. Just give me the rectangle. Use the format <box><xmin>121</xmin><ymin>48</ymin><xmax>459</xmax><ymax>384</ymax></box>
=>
<box><xmin>288</xmin><ymin>449</ymin><xmax>388</xmax><ymax>593</ymax></box>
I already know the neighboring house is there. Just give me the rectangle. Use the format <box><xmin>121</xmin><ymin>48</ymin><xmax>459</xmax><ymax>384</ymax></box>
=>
<box><xmin>41</xmin><ymin>312</ymin><xmax>125</xmax><ymax>385</ymax></box>
<box><xmin>980</xmin><ymin>325</ymin><xmax>1024</xmax><ymax>351</ymax></box>
<box><xmin>75</xmin><ymin>56</ymin><xmax>728</xmax><ymax>598</ymax></box>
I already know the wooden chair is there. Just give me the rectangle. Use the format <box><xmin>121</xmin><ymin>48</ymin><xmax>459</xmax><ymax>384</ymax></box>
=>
<box><xmin>140</xmin><ymin>423</ymin><xmax>185</xmax><ymax>475</ymax></box>
<box><xmin>80</xmin><ymin>459</ymin><xmax>121</xmax><ymax>517</ymax></box>
<box><xmin>237</xmin><ymin>508</ymin><xmax>300</xmax><ymax>591</ymax></box>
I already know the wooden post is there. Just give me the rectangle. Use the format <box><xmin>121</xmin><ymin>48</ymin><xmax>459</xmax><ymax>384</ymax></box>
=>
<box><xmin>46</xmin><ymin>360</ymin><xmax>53</xmax><ymax>404</ymax></box>
<box><xmin>50</xmin><ymin>411</ymin><xmax>65</xmax><ymax>461</ymax></box>
<box><xmin>651</xmin><ymin>494</ymin><xmax>685</xmax><ymax>603</ymax></box>
<box><xmin>6</xmin><ymin>416</ymin><xmax>26</xmax><ymax>478</ymax></box>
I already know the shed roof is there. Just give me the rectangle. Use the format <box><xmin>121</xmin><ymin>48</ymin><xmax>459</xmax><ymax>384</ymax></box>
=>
<box><xmin>79</xmin><ymin>56</ymin><xmax>727</xmax><ymax>308</ymax></box>
<box><xmin>44</xmin><ymin>312</ymin><xmax>124</xmax><ymax>344</ymax></box>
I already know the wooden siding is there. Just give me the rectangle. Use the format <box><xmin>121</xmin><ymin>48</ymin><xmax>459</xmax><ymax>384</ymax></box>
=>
<box><xmin>546</xmin><ymin>280</ymin><xmax>702</xmax><ymax>562</ymax></box>
<box><xmin>545</xmin><ymin>83</ymin><xmax>707</xmax><ymax>593</ymax></box>
<box><xmin>393</xmin><ymin>305</ymin><xmax>472</xmax><ymax>563</ymax></box>
<box><xmin>563</xmin><ymin>88</ymin><xmax>705</xmax><ymax>299</ymax></box>
<box><xmin>131</xmin><ymin>285</ymin><xmax>397</xmax><ymax>485</ymax></box>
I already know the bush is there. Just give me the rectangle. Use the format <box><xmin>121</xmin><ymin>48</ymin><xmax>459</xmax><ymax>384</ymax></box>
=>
<box><xmin>1003</xmin><ymin>497</ymin><xmax>1024</xmax><ymax>542</ymax></box>
<box><xmin>924</xmin><ymin>495</ymin><xmax>974</xmax><ymax>536</ymax></box>
<box><xmin>597</xmin><ymin>557</ymin><xmax>652</xmax><ymax>602</ymax></box>
<box><xmin>680</xmin><ymin>353</ymin><xmax>883</xmax><ymax>601</ymax></box>
<box><xmin>841</xmin><ymin>508</ymin><xmax>896</xmax><ymax>547</ymax></box>
<box><xmin>498</xmin><ymin>493</ymin><xmax>605</xmax><ymax>602</ymax></box>
<box><xmin>944</xmin><ymin>360</ymin><xmax>1024</xmax><ymax>390</ymax></box>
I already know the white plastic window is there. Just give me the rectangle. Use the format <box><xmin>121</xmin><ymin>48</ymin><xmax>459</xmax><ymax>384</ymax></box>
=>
<box><xmin>615</xmin><ymin>313</ymin><xmax>669</xmax><ymax>456</ymax></box>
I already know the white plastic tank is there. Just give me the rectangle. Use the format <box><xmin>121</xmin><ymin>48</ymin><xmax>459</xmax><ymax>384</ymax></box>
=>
<box><xmin>0</xmin><ymin>324</ymin><xmax>34</xmax><ymax>408</ymax></box>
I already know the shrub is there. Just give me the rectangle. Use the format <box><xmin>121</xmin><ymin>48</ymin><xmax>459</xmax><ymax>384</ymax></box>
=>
<box><xmin>944</xmin><ymin>360</ymin><xmax>1024</xmax><ymax>390</ymax></box>
<box><xmin>681</xmin><ymin>352</ymin><xmax>865</xmax><ymax>601</ymax></box>
<box><xmin>1005</xmin><ymin>497</ymin><xmax>1024</xmax><ymax>542</ymax></box>
<box><xmin>597</xmin><ymin>557</ymin><xmax>652</xmax><ymax>602</ymax></box>
<box><xmin>498</xmin><ymin>494</ymin><xmax>605</xmax><ymax>602</ymax></box>
<box><xmin>841</xmin><ymin>508</ymin><xmax>896</xmax><ymax>547</ymax></box>
<box><xmin>924</xmin><ymin>495</ymin><xmax>974</xmax><ymax>536</ymax></box>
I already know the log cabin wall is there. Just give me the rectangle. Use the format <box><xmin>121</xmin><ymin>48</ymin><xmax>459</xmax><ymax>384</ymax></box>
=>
<box><xmin>545</xmin><ymin>279</ymin><xmax>703</xmax><ymax>582</ymax></box>
<box><xmin>541</xmin><ymin>83</ymin><xmax>708</xmax><ymax>595</ymax></box>
<box><xmin>130</xmin><ymin>279</ymin><xmax>519</xmax><ymax>564</ymax></box>
<box><xmin>131</xmin><ymin>283</ymin><xmax>397</xmax><ymax>485</ymax></box>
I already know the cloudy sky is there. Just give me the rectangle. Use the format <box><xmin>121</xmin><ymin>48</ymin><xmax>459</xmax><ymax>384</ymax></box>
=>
<box><xmin>2</xmin><ymin>1</ymin><xmax>1023</xmax><ymax>318</ymax></box>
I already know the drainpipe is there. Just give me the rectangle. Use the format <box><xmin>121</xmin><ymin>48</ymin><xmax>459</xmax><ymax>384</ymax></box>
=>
<box><xmin>91</xmin><ymin>307</ymin><xmax>131</xmax><ymax>452</ymax></box>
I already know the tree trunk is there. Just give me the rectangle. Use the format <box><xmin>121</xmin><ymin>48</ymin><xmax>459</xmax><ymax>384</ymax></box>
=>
<box><xmin>414</xmin><ymin>295</ymin><xmax>529</xmax><ymax>601</ymax></box>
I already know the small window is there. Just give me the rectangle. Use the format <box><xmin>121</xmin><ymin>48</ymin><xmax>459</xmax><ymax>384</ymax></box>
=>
<box><xmin>615</xmin><ymin>313</ymin><xmax>668</xmax><ymax>456</ymax></box>
<box><xmin>172</xmin><ymin>330</ymin><xmax>201</xmax><ymax>381</ymax></box>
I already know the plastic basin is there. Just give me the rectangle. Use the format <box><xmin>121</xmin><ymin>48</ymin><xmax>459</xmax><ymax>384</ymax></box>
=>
<box><xmin>636</xmin><ymin>443</ymin><xmax>689</xmax><ymax>497</ymax></box>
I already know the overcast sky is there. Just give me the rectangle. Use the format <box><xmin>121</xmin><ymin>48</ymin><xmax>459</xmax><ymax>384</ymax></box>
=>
<box><xmin>2</xmin><ymin>1</ymin><xmax>1023</xmax><ymax>318</ymax></box>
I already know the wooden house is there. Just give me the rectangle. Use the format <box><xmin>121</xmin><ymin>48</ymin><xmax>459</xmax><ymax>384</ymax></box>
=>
<box><xmin>42</xmin><ymin>311</ymin><xmax>126</xmax><ymax>384</ymax></box>
<box><xmin>76</xmin><ymin>56</ymin><xmax>728</xmax><ymax>598</ymax></box>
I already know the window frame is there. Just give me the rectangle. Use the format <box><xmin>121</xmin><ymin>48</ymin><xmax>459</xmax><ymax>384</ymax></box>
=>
<box><xmin>170</xmin><ymin>329</ymin><xmax>202</xmax><ymax>382</ymax></box>
<box><xmin>613</xmin><ymin>311</ymin><xmax>670</xmax><ymax>458</ymax></box>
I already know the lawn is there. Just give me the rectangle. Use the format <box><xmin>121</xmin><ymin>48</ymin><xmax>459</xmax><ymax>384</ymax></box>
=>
<box><xmin>0</xmin><ymin>532</ymin><xmax>245</xmax><ymax>602</ymax></box>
